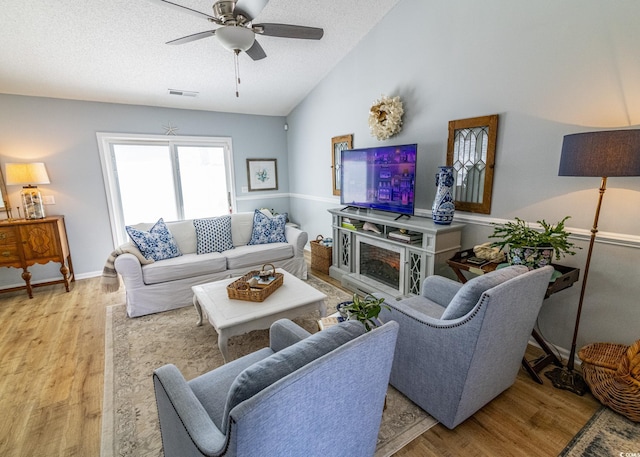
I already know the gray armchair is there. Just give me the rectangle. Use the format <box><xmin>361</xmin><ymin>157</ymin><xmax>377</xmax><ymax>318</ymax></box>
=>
<box><xmin>153</xmin><ymin>318</ymin><xmax>399</xmax><ymax>457</ymax></box>
<box><xmin>377</xmin><ymin>265</ymin><xmax>553</xmax><ymax>429</ymax></box>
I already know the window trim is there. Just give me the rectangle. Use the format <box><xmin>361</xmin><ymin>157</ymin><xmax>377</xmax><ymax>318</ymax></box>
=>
<box><xmin>97</xmin><ymin>132</ymin><xmax>236</xmax><ymax>247</ymax></box>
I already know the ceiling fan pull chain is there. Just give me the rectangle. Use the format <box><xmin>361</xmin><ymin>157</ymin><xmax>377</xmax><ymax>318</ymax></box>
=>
<box><xmin>234</xmin><ymin>49</ymin><xmax>241</xmax><ymax>97</ymax></box>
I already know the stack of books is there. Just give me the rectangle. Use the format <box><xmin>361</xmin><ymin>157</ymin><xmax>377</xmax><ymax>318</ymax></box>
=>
<box><xmin>388</xmin><ymin>230</ymin><xmax>423</xmax><ymax>244</ymax></box>
<box><xmin>341</xmin><ymin>218</ymin><xmax>364</xmax><ymax>231</ymax></box>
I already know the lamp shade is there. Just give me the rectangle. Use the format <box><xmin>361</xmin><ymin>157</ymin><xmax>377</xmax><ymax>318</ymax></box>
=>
<box><xmin>559</xmin><ymin>130</ymin><xmax>640</xmax><ymax>177</ymax></box>
<box><xmin>5</xmin><ymin>162</ymin><xmax>51</xmax><ymax>186</ymax></box>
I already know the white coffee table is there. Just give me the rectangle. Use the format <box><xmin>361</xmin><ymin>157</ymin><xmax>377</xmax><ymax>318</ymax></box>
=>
<box><xmin>192</xmin><ymin>269</ymin><xmax>327</xmax><ymax>362</ymax></box>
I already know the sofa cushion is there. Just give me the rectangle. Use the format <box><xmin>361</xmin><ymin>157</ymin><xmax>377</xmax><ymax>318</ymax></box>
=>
<box><xmin>224</xmin><ymin>243</ymin><xmax>293</xmax><ymax>270</ymax></box>
<box><xmin>164</xmin><ymin>220</ymin><xmax>197</xmax><ymax>255</ymax></box>
<box><xmin>230</xmin><ymin>212</ymin><xmax>254</xmax><ymax>247</ymax></box>
<box><xmin>126</xmin><ymin>218</ymin><xmax>182</xmax><ymax>261</ymax></box>
<box><xmin>441</xmin><ymin>265</ymin><xmax>529</xmax><ymax>320</ymax></box>
<box><xmin>142</xmin><ymin>252</ymin><xmax>227</xmax><ymax>285</ymax></box>
<box><xmin>194</xmin><ymin>216</ymin><xmax>234</xmax><ymax>254</ymax></box>
<box><xmin>221</xmin><ymin>320</ymin><xmax>365</xmax><ymax>431</ymax></box>
<box><xmin>248</xmin><ymin>210</ymin><xmax>287</xmax><ymax>245</ymax></box>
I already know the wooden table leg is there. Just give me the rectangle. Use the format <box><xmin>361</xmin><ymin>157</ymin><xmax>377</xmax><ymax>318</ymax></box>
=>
<box><xmin>522</xmin><ymin>329</ymin><xmax>563</xmax><ymax>384</ymax></box>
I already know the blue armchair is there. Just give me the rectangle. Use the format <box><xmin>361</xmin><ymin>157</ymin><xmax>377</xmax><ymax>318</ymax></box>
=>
<box><xmin>377</xmin><ymin>265</ymin><xmax>553</xmax><ymax>429</ymax></box>
<box><xmin>153</xmin><ymin>318</ymin><xmax>399</xmax><ymax>457</ymax></box>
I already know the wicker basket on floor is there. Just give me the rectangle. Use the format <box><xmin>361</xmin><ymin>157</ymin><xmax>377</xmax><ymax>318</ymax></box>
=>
<box><xmin>578</xmin><ymin>339</ymin><xmax>640</xmax><ymax>422</ymax></box>
<box><xmin>310</xmin><ymin>235</ymin><xmax>332</xmax><ymax>274</ymax></box>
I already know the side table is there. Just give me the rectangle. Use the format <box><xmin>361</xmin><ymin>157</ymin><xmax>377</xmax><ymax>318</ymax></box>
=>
<box><xmin>447</xmin><ymin>248</ymin><xmax>580</xmax><ymax>384</ymax></box>
<box><xmin>0</xmin><ymin>216</ymin><xmax>74</xmax><ymax>298</ymax></box>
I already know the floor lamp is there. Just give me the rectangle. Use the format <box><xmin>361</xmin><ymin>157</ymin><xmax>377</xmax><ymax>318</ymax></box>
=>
<box><xmin>545</xmin><ymin>129</ymin><xmax>640</xmax><ymax>395</ymax></box>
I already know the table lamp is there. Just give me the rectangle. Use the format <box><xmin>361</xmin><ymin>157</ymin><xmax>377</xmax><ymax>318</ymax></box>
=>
<box><xmin>5</xmin><ymin>162</ymin><xmax>51</xmax><ymax>219</ymax></box>
<box><xmin>545</xmin><ymin>129</ymin><xmax>640</xmax><ymax>395</ymax></box>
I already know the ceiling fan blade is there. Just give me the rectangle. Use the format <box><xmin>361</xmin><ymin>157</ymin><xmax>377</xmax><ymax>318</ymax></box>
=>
<box><xmin>234</xmin><ymin>0</ymin><xmax>270</xmax><ymax>21</ymax></box>
<box><xmin>245</xmin><ymin>39</ymin><xmax>267</xmax><ymax>60</ymax></box>
<box><xmin>167</xmin><ymin>30</ymin><xmax>217</xmax><ymax>45</ymax></box>
<box><xmin>254</xmin><ymin>23</ymin><xmax>324</xmax><ymax>40</ymax></box>
<box><xmin>146</xmin><ymin>0</ymin><xmax>216</xmax><ymax>20</ymax></box>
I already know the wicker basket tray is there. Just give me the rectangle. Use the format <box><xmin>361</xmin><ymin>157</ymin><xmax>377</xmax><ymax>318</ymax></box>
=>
<box><xmin>311</xmin><ymin>235</ymin><xmax>332</xmax><ymax>274</ymax></box>
<box><xmin>227</xmin><ymin>264</ymin><xmax>284</xmax><ymax>302</ymax></box>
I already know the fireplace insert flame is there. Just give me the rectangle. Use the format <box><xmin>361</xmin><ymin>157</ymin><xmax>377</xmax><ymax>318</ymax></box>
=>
<box><xmin>359</xmin><ymin>243</ymin><xmax>400</xmax><ymax>289</ymax></box>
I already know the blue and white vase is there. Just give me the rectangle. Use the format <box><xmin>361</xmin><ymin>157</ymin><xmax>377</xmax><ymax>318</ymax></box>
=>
<box><xmin>432</xmin><ymin>166</ymin><xmax>455</xmax><ymax>225</ymax></box>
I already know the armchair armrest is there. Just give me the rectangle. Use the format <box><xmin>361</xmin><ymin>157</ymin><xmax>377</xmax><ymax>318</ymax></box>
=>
<box><xmin>421</xmin><ymin>275</ymin><xmax>463</xmax><ymax>306</ymax></box>
<box><xmin>153</xmin><ymin>364</ymin><xmax>226</xmax><ymax>456</ymax></box>
<box><xmin>269</xmin><ymin>319</ymin><xmax>312</xmax><ymax>352</ymax></box>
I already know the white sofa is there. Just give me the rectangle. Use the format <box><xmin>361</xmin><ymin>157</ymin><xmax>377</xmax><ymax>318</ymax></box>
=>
<box><xmin>114</xmin><ymin>212</ymin><xmax>308</xmax><ymax>317</ymax></box>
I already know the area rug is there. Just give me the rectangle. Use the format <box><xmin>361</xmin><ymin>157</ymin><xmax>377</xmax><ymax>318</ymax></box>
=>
<box><xmin>559</xmin><ymin>406</ymin><xmax>640</xmax><ymax>456</ymax></box>
<box><xmin>101</xmin><ymin>275</ymin><xmax>437</xmax><ymax>457</ymax></box>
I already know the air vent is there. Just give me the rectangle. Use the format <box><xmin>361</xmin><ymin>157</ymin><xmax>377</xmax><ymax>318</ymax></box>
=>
<box><xmin>168</xmin><ymin>89</ymin><xmax>199</xmax><ymax>97</ymax></box>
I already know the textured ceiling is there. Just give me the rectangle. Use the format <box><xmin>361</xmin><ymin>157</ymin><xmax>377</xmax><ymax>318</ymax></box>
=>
<box><xmin>0</xmin><ymin>0</ymin><xmax>401</xmax><ymax>116</ymax></box>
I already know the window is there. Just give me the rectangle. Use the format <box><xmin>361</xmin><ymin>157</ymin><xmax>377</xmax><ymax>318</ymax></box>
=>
<box><xmin>98</xmin><ymin>133</ymin><xmax>236</xmax><ymax>246</ymax></box>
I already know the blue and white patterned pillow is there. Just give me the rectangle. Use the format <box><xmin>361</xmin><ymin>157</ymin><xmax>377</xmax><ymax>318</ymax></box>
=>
<box><xmin>248</xmin><ymin>210</ymin><xmax>288</xmax><ymax>245</ymax></box>
<box><xmin>125</xmin><ymin>218</ymin><xmax>181</xmax><ymax>261</ymax></box>
<box><xmin>194</xmin><ymin>216</ymin><xmax>234</xmax><ymax>254</ymax></box>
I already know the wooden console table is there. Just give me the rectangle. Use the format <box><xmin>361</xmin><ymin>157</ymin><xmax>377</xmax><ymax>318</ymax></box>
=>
<box><xmin>447</xmin><ymin>248</ymin><xmax>580</xmax><ymax>384</ymax></box>
<box><xmin>0</xmin><ymin>216</ymin><xmax>74</xmax><ymax>298</ymax></box>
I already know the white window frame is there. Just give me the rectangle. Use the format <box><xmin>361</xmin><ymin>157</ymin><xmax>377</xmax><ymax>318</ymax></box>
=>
<box><xmin>97</xmin><ymin>132</ymin><xmax>236</xmax><ymax>247</ymax></box>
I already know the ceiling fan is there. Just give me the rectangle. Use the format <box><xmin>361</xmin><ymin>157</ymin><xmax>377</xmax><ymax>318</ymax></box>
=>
<box><xmin>148</xmin><ymin>0</ymin><xmax>324</xmax><ymax>96</ymax></box>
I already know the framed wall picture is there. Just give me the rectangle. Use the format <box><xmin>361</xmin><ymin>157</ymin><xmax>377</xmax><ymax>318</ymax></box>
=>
<box><xmin>331</xmin><ymin>134</ymin><xmax>353</xmax><ymax>196</ymax></box>
<box><xmin>446</xmin><ymin>114</ymin><xmax>498</xmax><ymax>214</ymax></box>
<box><xmin>247</xmin><ymin>159</ymin><xmax>278</xmax><ymax>191</ymax></box>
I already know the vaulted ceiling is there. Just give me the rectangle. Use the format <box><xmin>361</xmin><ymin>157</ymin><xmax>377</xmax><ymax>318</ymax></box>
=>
<box><xmin>0</xmin><ymin>0</ymin><xmax>401</xmax><ymax>116</ymax></box>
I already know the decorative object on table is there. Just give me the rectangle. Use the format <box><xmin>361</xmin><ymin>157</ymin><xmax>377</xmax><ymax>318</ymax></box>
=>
<box><xmin>310</xmin><ymin>235</ymin><xmax>332</xmax><ymax>274</ymax></box>
<box><xmin>489</xmin><ymin>216</ymin><xmax>578</xmax><ymax>269</ymax></box>
<box><xmin>336</xmin><ymin>293</ymin><xmax>389</xmax><ymax>332</ymax></box>
<box><xmin>4</xmin><ymin>162</ymin><xmax>50</xmax><ymax>219</ymax></box>
<box><xmin>246</xmin><ymin>158</ymin><xmax>278</xmax><ymax>191</ymax></box>
<box><xmin>447</xmin><ymin>114</ymin><xmax>499</xmax><ymax>214</ymax></box>
<box><xmin>257</xmin><ymin>263</ymin><xmax>275</xmax><ymax>281</ymax></box>
<box><xmin>368</xmin><ymin>95</ymin><xmax>404</xmax><ymax>141</ymax></box>
<box><xmin>331</xmin><ymin>134</ymin><xmax>353</xmax><ymax>195</ymax></box>
<box><xmin>432</xmin><ymin>166</ymin><xmax>455</xmax><ymax>225</ymax></box>
<box><xmin>578</xmin><ymin>339</ymin><xmax>640</xmax><ymax>422</ymax></box>
<box><xmin>472</xmin><ymin>242</ymin><xmax>505</xmax><ymax>263</ymax></box>
<box><xmin>362</xmin><ymin>221</ymin><xmax>381</xmax><ymax>234</ymax></box>
<box><xmin>545</xmin><ymin>129</ymin><xmax>640</xmax><ymax>396</ymax></box>
<box><xmin>227</xmin><ymin>264</ymin><xmax>283</xmax><ymax>302</ymax></box>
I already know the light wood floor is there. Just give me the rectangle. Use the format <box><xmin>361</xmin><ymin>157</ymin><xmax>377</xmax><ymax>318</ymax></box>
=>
<box><xmin>0</xmin><ymin>261</ymin><xmax>599</xmax><ymax>456</ymax></box>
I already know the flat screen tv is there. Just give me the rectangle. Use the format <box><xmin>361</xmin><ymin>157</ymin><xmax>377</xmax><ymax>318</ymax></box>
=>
<box><xmin>340</xmin><ymin>143</ymin><xmax>417</xmax><ymax>216</ymax></box>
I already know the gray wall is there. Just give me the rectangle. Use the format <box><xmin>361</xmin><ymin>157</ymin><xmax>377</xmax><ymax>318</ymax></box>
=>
<box><xmin>286</xmin><ymin>0</ymin><xmax>640</xmax><ymax>352</ymax></box>
<box><xmin>0</xmin><ymin>94</ymin><xmax>289</xmax><ymax>285</ymax></box>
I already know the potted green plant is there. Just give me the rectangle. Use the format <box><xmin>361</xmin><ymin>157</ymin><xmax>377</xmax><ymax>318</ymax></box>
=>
<box><xmin>337</xmin><ymin>293</ymin><xmax>390</xmax><ymax>331</ymax></box>
<box><xmin>488</xmin><ymin>216</ymin><xmax>579</xmax><ymax>269</ymax></box>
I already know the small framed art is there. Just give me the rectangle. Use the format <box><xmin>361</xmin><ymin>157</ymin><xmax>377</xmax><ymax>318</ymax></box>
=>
<box><xmin>247</xmin><ymin>159</ymin><xmax>278</xmax><ymax>191</ymax></box>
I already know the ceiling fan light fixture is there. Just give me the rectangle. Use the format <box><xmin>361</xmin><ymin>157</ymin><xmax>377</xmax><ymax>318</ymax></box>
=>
<box><xmin>216</xmin><ymin>26</ymin><xmax>255</xmax><ymax>52</ymax></box>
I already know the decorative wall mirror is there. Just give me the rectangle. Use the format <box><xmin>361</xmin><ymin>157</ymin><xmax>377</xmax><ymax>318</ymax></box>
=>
<box><xmin>0</xmin><ymin>165</ymin><xmax>10</xmax><ymax>215</ymax></box>
<box><xmin>331</xmin><ymin>134</ymin><xmax>353</xmax><ymax>196</ymax></box>
<box><xmin>446</xmin><ymin>114</ymin><xmax>498</xmax><ymax>214</ymax></box>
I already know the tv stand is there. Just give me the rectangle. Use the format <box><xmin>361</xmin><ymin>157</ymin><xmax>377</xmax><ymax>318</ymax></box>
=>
<box><xmin>394</xmin><ymin>213</ymin><xmax>410</xmax><ymax>221</ymax></box>
<box><xmin>328</xmin><ymin>207</ymin><xmax>464</xmax><ymax>298</ymax></box>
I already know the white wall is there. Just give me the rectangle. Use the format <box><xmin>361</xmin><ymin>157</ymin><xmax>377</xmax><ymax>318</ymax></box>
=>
<box><xmin>0</xmin><ymin>94</ymin><xmax>289</xmax><ymax>285</ymax></box>
<box><xmin>286</xmin><ymin>0</ymin><xmax>640</xmax><ymax>351</ymax></box>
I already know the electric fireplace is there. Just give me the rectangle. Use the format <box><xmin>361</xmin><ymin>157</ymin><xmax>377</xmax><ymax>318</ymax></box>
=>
<box><xmin>355</xmin><ymin>235</ymin><xmax>405</xmax><ymax>296</ymax></box>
